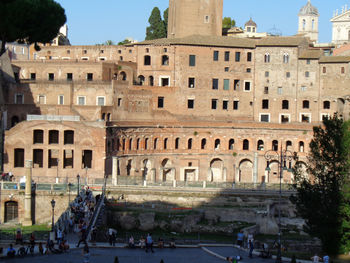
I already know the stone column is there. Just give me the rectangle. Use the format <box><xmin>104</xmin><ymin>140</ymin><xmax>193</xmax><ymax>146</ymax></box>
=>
<box><xmin>22</xmin><ymin>160</ymin><xmax>32</xmax><ymax>226</ymax></box>
<box><xmin>112</xmin><ymin>157</ymin><xmax>118</xmax><ymax>186</ymax></box>
<box><xmin>222</xmin><ymin>167</ymin><xmax>227</xmax><ymax>182</ymax></box>
<box><xmin>151</xmin><ymin>168</ymin><xmax>156</xmax><ymax>182</ymax></box>
<box><xmin>253</xmin><ymin>152</ymin><xmax>259</xmax><ymax>184</ymax></box>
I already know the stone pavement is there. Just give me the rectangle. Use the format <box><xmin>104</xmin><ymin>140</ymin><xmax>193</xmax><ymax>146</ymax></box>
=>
<box><xmin>0</xmin><ymin>244</ymin><xmax>278</xmax><ymax>263</ymax></box>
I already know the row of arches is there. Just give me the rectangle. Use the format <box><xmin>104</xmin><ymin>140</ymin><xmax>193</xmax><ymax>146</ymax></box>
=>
<box><xmin>110</xmin><ymin>136</ymin><xmax>306</xmax><ymax>153</ymax></box>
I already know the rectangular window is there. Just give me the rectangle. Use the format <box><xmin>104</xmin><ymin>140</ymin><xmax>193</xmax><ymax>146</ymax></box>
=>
<box><xmin>15</xmin><ymin>93</ymin><xmax>23</xmax><ymax>104</ymax></box>
<box><xmin>212</xmin><ymin>78</ymin><xmax>219</xmax><ymax>90</ymax></box>
<box><xmin>67</xmin><ymin>73</ymin><xmax>73</xmax><ymax>81</ymax></box>
<box><xmin>64</xmin><ymin>130</ymin><xmax>74</xmax><ymax>144</ymax></box>
<box><xmin>265</xmin><ymin>71</ymin><xmax>269</xmax><ymax>77</ymax></box>
<box><xmin>260</xmin><ymin>114</ymin><xmax>270</xmax><ymax>123</ymax></box>
<box><xmin>97</xmin><ymin>97</ymin><xmax>105</xmax><ymax>106</ymax></box>
<box><xmin>280</xmin><ymin>114</ymin><xmax>290</xmax><ymax>123</ymax></box>
<box><xmin>223</xmin><ymin>100</ymin><xmax>228</xmax><ymax>110</ymax></box>
<box><xmin>223</xmin><ymin>79</ymin><xmax>230</xmax><ymax>90</ymax></box>
<box><xmin>277</xmin><ymin>87</ymin><xmax>283</xmax><ymax>95</ymax></box>
<box><xmin>224</xmin><ymin>51</ymin><xmax>230</xmax><ymax>61</ymax></box>
<box><xmin>233</xmin><ymin>100</ymin><xmax>239</xmax><ymax>110</ymax></box>
<box><xmin>244</xmin><ymin>81</ymin><xmax>251</xmax><ymax>91</ymax></box>
<box><xmin>48</xmin><ymin>73</ymin><xmax>54</xmax><ymax>81</ymax></box>
<box><xmin>305</xmin><ymin>71</ymin><xmax>309</xmax><ymax>78</ymax></box>
<box><xmin>49</xmin><ymin>130</ymin><xmax>59</xmax><ymax>144</ymax></box>
<box><xmin>301</xmin><ymin>86</ymin><xmax>307</xmax><ymax>92</ymax></box>
<box><xmin>224</xmin><ymin>67</ymin><xmax>229</xmax><ymax>72</ymax></box>
<box><xmin>246</xmin><ymin>68</ymin><xmax>251</xmax><ymax>73</ymax></box>
<box><xmin>213</xmin><ymin>51</ymin><xmax>219</xmax><ymax>61</ymax></box>
<box><xmin>286</xmin><ymin>72</ymin><xmax>290</xmax><ymax>78</ymax></box>
<box><xmin>33</xmin><ymin>130</ymin><xmax>43</xmax><ymax>144</ymax></box>
<box><xmin>301</xmin><ymin>113</ymin><xmax>311</xmax><ymax>123</ymax></box>
<box><xmin>87</xmin><ymin>73</ymin><xmax>93</xmax><ymax>81</ymax></box>
<box><xmin>117</xmin><ymin>98</ymin><xmax>122</xmax><ymax>107</ymax></box>
<box><xmin>322</xmin><ymin>67</ymin><xmax>326</xmax><ymax>74</ymax></box>
<box><xmin>264</xmin><ymin>87</ymin><xmax>269</xmax><ymax>94</ymax></box>
<box><xmin>189</xmin><ymin>55</ymin><xmax>196</xmax><ymax>66</ymax></box>
<box><xmin>78</xmin><ymin>96</ymin><xmax>86</xmax><ymax>105</ymax></box>
<box><xmin>157</xmin><ymin>97</ymin><xmax>164</xmax><ymax>108</ymax></box>
<box><xmin>33</xmin><ymin>149</ymin><xmax>43</xmax><ymax>168</ymax></box>
<box><xmin>30</xmin><ymin>73</ymin><xmax>36</xmax><ymax>80</ymax></box>
<box><xmin>234</xmin><ymin>79</ymin><xmax>240</xmax><ymax>90</ymax></box>
<box><xmin>14</xmin><ymin>148</ymin><xmax>25</xmax><ymax>167</ymax></box>
<box><xmin>306</xmin><ymin>59</ymin><xmax>310</xmax><ymax>65</ymax></box>
<box><xmin>38</xmin><ymin>95</ymin><xmax>46</xmax><ymax>104</ymax></box>
<box><xmin>211</xmin><ymin>99</ymin><xmax>218</xmax><ymax>109</ymax></box>
<box><xmin>187</xmin><ymin>99</ymin><xmax>194</xmax><ymax>109</ymax></box>
<box><xmin>262</xmin><ymin>99</ymin><xmax>269</xmax><ymax>109</ymax></box>
<box><xmin>235</xmin><ymin>52</ymin><xmax>240</xmax><ymax>62</ymax></box>
<box><xmin>58</xmin><ymin>95</ymin><xmax>64</xmax><ymax>105</ymax></box>
<box><xmin>247</xmin><ymin>52</ymin><xmax>252</xmax><ymax>62</ymax></box>
<box><xmin>82</xmin><ymin>150</ymin><xmax>92</xmax><ymax>169</ymax></box>
<box><xmin>188</xmin><ymin>78</ymin><xmax>195</xmax><ymax>88</ymax></box>
<box><xmin>341</xmin><ymin>67</ymin><xmax>345</xmax><ymax>74</ymax></box>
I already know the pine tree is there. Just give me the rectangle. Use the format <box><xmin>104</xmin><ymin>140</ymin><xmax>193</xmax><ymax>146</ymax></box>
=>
<box><xmin>145</xmin><ymin>7</ymin><xmax>167</xmax><ymax>40</ymax></box>
<box><xmin>291</xmin><ymin>114</ymin><xmax>350</xmax><ymax>254</ymax></box>
<box><xmin>163</xmin><ymin>8</ymin><xmax>169</xmax><ymax>37</ymax></box>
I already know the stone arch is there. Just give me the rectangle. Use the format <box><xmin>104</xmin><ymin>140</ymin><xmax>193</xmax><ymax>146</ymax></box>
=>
<box><xmin>214</xmin><ymin>139</ymin><xmax>220</xmax><ymax>150</ymax></box>
<box><xmin>120</xmin><ymin>71</ymin><xmax>127</xmax><ymax>81</ymax></box>
<box><xmin>5</xmin><ymin>200</ymin><xmax>18</xmax><ymax>223</ymax></box>
<box><xmin>267</xmin><ymin>160</ymin><xmax>280</xmax><ymax>183</ymax></box>
<box><xmin>162</xmin><ymin>55</ymin><xmax>169</xmax><ymax>65</ymax></box>
<box><xmin>257</xmin><ymin>140</ymin><xmax>264</xmax><ymax>151</ymax></box>
<box><xmin>209</xmin><ymin>158</ymin><xmax>224</xmax><ymax>182</ymax></box>
<box><xmin>161</xmin><ymin>158</ymin><xmax>174</xmax><ymax>181</ymax></box>
<box><xmin>238</xmin><ymin>159</ymin><xmax>253</xmax><ymax>183</ymax></box>
<box><xmin>201</xmin><ymin>138</ymin><xmax>207</xmax><ymax>149</ymax></box>
<box><xmin>228</xmin><ymin>139</ymin><xmax>234</xmax><ymax>150</ymax></box>
<box><xmin>337</xmin><ymin>98</ymin><xmax>345</xmax><ymax>117</ymax></box>
<box><xmin>286</xmin><ymin>140</ymin><xmax>293</xmax><ymax>151</ymax></box>
<box><xmin>149</xmin><ymin>76</ymin><xmax>154</xmax><ymax>86</ymax></box>
<box><xmin>138</xmin><ymin>75</ymin><xmax>145</xmax><ymax>85</ymax></box>
<box><xmin>141</xmin><ymin>159</ymin><xmax>152</xmax><ymax>180</ymax></box>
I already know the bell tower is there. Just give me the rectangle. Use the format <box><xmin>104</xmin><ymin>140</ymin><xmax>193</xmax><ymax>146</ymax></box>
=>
<box><xmin>298</xmin><ymin>0</ymin><xmax>319</xmax><ymax>42</ymax></box>
<box><xmin>168</xmin><ymin>0</ymin><xmax>223</xmax><ymax>39</ymax></box>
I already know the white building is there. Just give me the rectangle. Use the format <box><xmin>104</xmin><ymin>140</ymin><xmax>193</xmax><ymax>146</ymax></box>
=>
<box><xmin>298</xmin><ymin>0</ymin><xmax>319</xmax><ymax>43</ymax></box>
<box><xmin>331</xmin><ymin>5</ymin><xmax>350</xmax><ymax>45</ymax></box>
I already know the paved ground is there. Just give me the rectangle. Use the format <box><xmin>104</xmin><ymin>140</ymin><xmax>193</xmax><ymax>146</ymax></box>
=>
<box><xmin>1</xmin><ymin>246</ymin><xmax>276</xmax><ymax>263</ymax></box>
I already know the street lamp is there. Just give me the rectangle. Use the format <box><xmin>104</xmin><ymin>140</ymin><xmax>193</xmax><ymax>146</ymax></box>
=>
<box><xmin>68</xmin><ymin>183</ymin><xmax>72</xmax><ymax>204</ymax></box>
<box><xmin>50</xmin><ymin>199</ymin><xmax>56</xmax><ymax>232</ymax></box>
<box><xmin>76</xmin><ymin>174</ymin><xmax>80</xmax><ymax>196</ymax></box>
<box><xmin>264</xmin><ymin>145</ymin><xmax>296</xmax><ymax>263</ymax></box>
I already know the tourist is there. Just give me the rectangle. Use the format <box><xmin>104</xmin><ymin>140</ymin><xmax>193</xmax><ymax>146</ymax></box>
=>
<box><xmin>29</xmin><ymin>232</ymin><xmax>35</xmax><ymax>246</ymax></box>
<box><xmin>311</xmin><ymin>254</ymin><xmax>321</xmax><ymax>263</ymax></box>
<box><xmin>7</xmin><ymin>244</ymin><xmax>15</xmax><ymax>258</ymax></box>
<box><xmin>114</xmin><ymin>256</ymin><xmax>119</xmax><ymax>263</ymax></box>
<box><xmin>139</xmin><ymin>236</ymin><xmax>146</xmax><ymax>249</ymax></box>
<box><xmin>169</xmin><ymin>238</ymin><xmax>176</xmax><ymax>248</ymax></box>
<box><xmin>248</xmin><ymin>240</ymin><xmax>254</xmax><ymax>258</ymax></box>
<box><xmin>247</xmin><ymin>233</ymin><xmax>254</xmax><ymax>248</ymax></box>
<box><xmin>158</xmin><ymin>237</ymin><xmax>164</xmax><ymax>248</ymax></box>
<box><xmin>323</xmin><ymin>254</ymin><xmax>330</xmax><ymax>263</ymax></box>
<box><xmin>145</xmin><ymin>233</ymin><xmax>154</xmax><ymax>253</ymax></box>
<box><xmin>82</xmin><ymin>244</ymin><xmax>90</xmax><ymax>263</ymax></box>
<box><xmin>236</xmin><ymin>230</ymin><xmax>244</xmax><ymax>247</ymax></box>
<box><xmin>38</xmin><ymin>242</ymin><xmax>44</xmax><ymax>255</ymax></box>
<box><xmin>128</xmin><ymin>235</ymin><xmax>135</xmax><ymax>248</ymax></box>
<box><xmin>15</xmin><ymin>230</ymin><xmax>23</xmax><ymax>244</ymax></box>
<box><xmin>108</xmin><ymin>228</ymin><xmax>117</xmax><ymax>246</ymax></box>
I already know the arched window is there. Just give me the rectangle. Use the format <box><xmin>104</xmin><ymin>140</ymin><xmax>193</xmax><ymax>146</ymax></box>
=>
<box><xmin>120</xmin><ymin>71</ymin><xmax>127</xmax><ymax>81</ymax></box>
<box><xmin>154</xmin><ymin>138</ymin><xmax>158</xmax><ymax>149</ymax></box>
<box><xmin>162</xmin><ymin>55</ymin><xmax>169</xmax><ymax>66</ymax></box>
<box><xmin>286</xmin><ymin>140</ymin><xmax>292</xmax><ymax>151</ymax></box>
<box><xmin>264</xmin><ymin>53</ymin><xmax>270</xmax><ymax>63</ymax></box>
<box><xmin>122</xmin><ymin>138</ymin><xmax>126</xmax><ymax>150</ymax></box>
<box><xmin>136</xmin><ymin>138</ymin><xmax>140</xmax><ymax>150</ymax></box>
<box><xmin>303</xmin><ymin>100</ymin><xmax>309</xmax><ymax>109</ymax></box>
<box><xmin>175</xmin><ymin>138</ymin><xmax>180</xmax><ymax>150</ymax></box>
<box><xmin>302</xmin><ymin>19</ymin><xmax>306</xmax><ymax>30</ymax></box>
<box><xmin>164</xmin><ymin>138</ymin><xmax>168</xmax><ymax>150</ymax></box>
<box><xmin>299</xmin><ymin>141</ymin><xmax>305</xmax><ymax>152</ymax></box>
<box><xmin>283</xmin><ymin>53</ymin><xmax>289</xmax><ymax>64</ymax></box>
<box><xmin>243</xmin><ymin>139</ymin><xmax>249</xmax><ymax>150</ymax></box>
<box><xmin>102</xmin><ymin>113</ymin><xmax>106</xmax><ymax>120</ymax></box>
<box><xmin>129</xmin><ymin>138</ymin><xmax>132</xmax><ymax>150</ymax></box>
<box><xmin>144</xmin><ymin>55</ymin><xmax>151</xmax><ymax>65</ymax></box>
<box><xmin>312</xmin><ymin>19</ymin><xmax>315</xmax><ymax>30</ymax></box>
<box><xmin>229</xmin><ymin>139</ymin><xmax>235</xmax><ymax>150</ymax></box>
<box><xmin>215</xmin><ymin>139</ymin><xmax>220</xmax><ymax>149</ymax></box>
<box><xmin>201</xmin><ymin>138</ymin><xmax>207</xmax><ymax>149</ymax></box>
<box><xmin>149</xmin><ymin>76</ymin><xmax>154</xmax><ymax>86</ymax></box>
<box><xmin>257</xmin><ymin>140</ymin><xmax>264</xmax><ymax>151</ymax></box>
<box><xmin>272</xmin><ymin>140</ymin><xmax>278</xmax><ymax>151</ymax></box>
<box><xmin>138</xmin><ymin>75</ymin><xmax>145</xmax><ymax>85</ymax></box>
<box><xmin>188</xmin><ymin>138</ymin><xmax>193</xmax><ymax>149</ymax></box>
<box><xmin>116</xmin><ymin>139</ymin><xmax>120</xmax><ymax>151</ymax></box>
<box><xmin>107</xmin><ymin>113</ymin><xmax>111</xmax><ymax>121</ymax></box>
<box><xmin>145</xmin><ymin>138</ymin><xmax>149</xmax><ymax>150</ymax></box>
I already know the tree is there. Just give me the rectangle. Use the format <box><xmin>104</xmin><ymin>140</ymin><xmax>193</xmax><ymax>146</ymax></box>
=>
<box><xmin>117</xmin><ymin>39</ymin><xmax>131</xmax><ymax>46</ymax></box>
<box><xmin>104</xmin><ymin>40</ymin><xmax>115</xmax><ymax>46</ymax></box>
<box><xmin>0</xmin><ymin>0</ymin><xmax>66</xmax><ymax>55</ymax></box>
<box><xmin>163</xmin><ymin>8</ymin><xmax>168</xmax><ymax>37</ymax></box>
<box><xmin>222</xmin><ymin>17</ymin><xmax>236</xmax><ymax>29</ymax></box>
<box><xmin>145</xmin><ymin>7</ymin><xmax>167</xmax><ymax>40</ymax></box>
<box><xmin>291</xmin><ymin>114</ymin><xmax>350</xmax><ymax>255</ymax></box>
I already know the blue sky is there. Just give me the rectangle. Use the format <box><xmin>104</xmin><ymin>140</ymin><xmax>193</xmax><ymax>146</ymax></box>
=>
<box><xmin>55</xmin><ymin>0</ymin><xmax>348</xmax><ymax>45</ymax></box>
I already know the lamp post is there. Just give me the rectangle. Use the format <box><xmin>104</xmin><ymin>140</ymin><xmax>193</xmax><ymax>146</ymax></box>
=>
<box><xmin>50</xmin><ymin>199</ymin><xmax>56</xmax><ymax>232</ymax></box>
<box><xmin>264</xmin><ymin>146</ymin><xmax>296</xmax><ymax>263</ymax></box>
<box><xmin>77</xmin><ymin>174</ymin><xmax>80</xmax><ymax>196</ymax></box>
<box><xmin>85</xmin><ymin>166</ymin><xmax>88</xmax><ymax>186</ymax></box>
<box><xmin>68</xmin><ymin>183</ymin><xmax>72</xmax><ymax>204</ymax></box>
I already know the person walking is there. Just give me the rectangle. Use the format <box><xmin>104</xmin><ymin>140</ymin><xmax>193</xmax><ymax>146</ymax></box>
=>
<box><xmin>311</xmin><ymin>254</ymin><xmax>321</xmax><ymax>263</ymax></box>
<box><xmin>248</xmin><ymin>240</ymin><xmax>254</xmax><ymax>258</ymax></box>
<box><xmin>236</xmin><ymin>230</ymin><xmax>244</xmax><ymax>247</ymax></box>
<box><xmin>145</xmin><ymin>233</ymin><xmax>154</xmax><ymax>253</ymax></box>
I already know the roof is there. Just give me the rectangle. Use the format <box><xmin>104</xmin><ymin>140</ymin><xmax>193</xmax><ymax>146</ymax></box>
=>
<box><xmin>299</xmin><ymin>0</ymin><xmax>319</xmax><ymax>16</ymax></box>
<box><xmin>319</xmin><ymin>56</ymin><xmax>350</xmax><ymax>63</ymax></box>
<box><xmin>256</xmin><ymin>36</ymin><xmax>308</xmax><ymax>47</ymax></box>
<box><xmin>299</xmin><ymin>49</ymin><xmax>323</xmax><ymax>59</ymax></box>
<box><xmin>245</xmin><ymin>18</ymin><xmax>257</xmax><ymax>27</ymax></box>
<box><xmin>135</xmin><ymin>35</ymin><xmax>256</xmax><ymax>48</ymax></box>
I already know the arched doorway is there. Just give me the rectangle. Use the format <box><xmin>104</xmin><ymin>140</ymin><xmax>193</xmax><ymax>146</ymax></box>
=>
<box><xmin>141</xmin><ymin>159</ymin><xmax>152</xmax><ymax>180</ymax></box>
<box><xmin>209</xmin><ymin>158</ymin><xmax>223</xmax><ymax>182</ymax></box>
<box><xmin>5</xmin><ymin>201</ymin><xmax>18</xmax><ymax>223</ymax></box>
<box><xmin>161</xmin><ymin>158</ymin><xmax>174</xmax><ymax>182</ymax></box>
<box><xmin>238</xmin><ymin>159</ymin><xmax>253</xmax><ymax>183</ymax></box>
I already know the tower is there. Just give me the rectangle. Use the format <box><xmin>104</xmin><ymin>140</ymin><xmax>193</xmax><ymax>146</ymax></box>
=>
<box><xmin>168</xmin><ymin>0</ymin><xmax>223</xmax><ymax>39</ymax></box>
<box><xmin>298</xmin><ymin>0</ymin><xmax>319</xmax><ymax>42</ymax></box>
